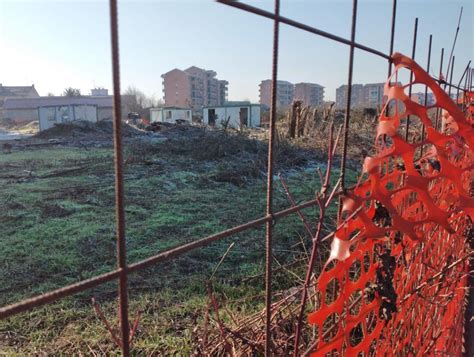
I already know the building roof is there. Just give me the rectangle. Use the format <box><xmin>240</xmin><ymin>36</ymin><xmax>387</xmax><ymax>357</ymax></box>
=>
<box><xmin>185</xmin><ymin>66</ymin><xmax>205</xmax><ymax>73</ymax></box>
<box><xmin>161</xmin><ymin>68</ymin><xmax>186</xmax><ymax>78</ymax></box>
<box><xmin>150</xmin><ymin>106</ymin><xmax>191</xmax><ymax>111</ymax></box>
<box><xmin>336</xmin><ymin>83</ymin><xmax>364</xmax><ymax>89</ymax></box>
<box><xmin>364</xmin><ymin>82</ymin><xmax>385</xmax><ymax>87</ymax></box>
<box><xmin>203</xmin><ymin>103</ymin><xmax>260</xmax><ymax>109</ymax></box>
<box><xmin>4</xmin><ymin>96</ymin><xmax>114</xmax><ymax>110</ymax></box>
<box><xmin>295</xmin><ymin>82</ymin><xmax>324</xmax><ymax>88</ymax></box>
<box><xmin>260</xmin><ymin>79</ymin><xmax>294</xmax><ymax>86</ymax></box>
<box><xmin>0</xmin><ymin>84</ymin><xmax>39</xmax><ymax>98</ymax></box>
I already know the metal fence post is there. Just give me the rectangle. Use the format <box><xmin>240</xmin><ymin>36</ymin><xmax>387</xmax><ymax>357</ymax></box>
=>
<box><xmin>405</xmin><ymin>17</ymin><xmax>418</xmax><ymax>142</ymax></box>
<box><xmin>109</xmin><ymin>0</ymin><xmax>130</xmax><ymax>355</ymax></box>
<box><xmin>264</xmin><ymin>0</ymin><xmax>280</xmax><ymax>354</ymax></box>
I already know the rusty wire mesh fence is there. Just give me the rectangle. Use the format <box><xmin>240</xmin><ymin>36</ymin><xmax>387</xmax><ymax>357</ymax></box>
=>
<box><xmin>1</xmin><ymin>0</ymin><xmax>472</xmax><ymax>356</ymax></box>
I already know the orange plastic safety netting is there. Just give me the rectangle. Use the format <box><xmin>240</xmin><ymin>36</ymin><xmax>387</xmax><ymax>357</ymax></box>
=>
<box><xmin>308</xmin><ymin>53</ymin><xmax>473</xmax><ymax>356</ymax></box>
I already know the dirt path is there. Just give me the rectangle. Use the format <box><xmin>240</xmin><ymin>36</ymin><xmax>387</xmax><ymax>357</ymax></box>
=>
<box><xmin>0</xmin><ymin>129</ymin><xmax>31</xmax><ymax>141</ymax></box>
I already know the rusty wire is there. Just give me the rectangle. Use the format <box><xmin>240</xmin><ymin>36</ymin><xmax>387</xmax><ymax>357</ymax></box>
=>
<box><xmin>1</xmin><ymin>0</ymin><xmax>472</xmax><ymax>355</ymax></box>
<box><xmin>448</xmin><ymin>55</ymin><xmax>456</xmax><ymax>99</ymax></box>
<box><xmin>420</xmin><ymin>34</ymin><xmax>432</xmax><ymax>156</ymax></box>
<box><xmin>456</xmin><ymin>60</ymin><xmax>471</xmax><ymax>102</ymax></box>
<box><xmin>404</xmin><ymin>17</ymin><xmax>418</xmax><ymax>142</ymax></box>
<box><xmin>0</xmin><ymin>197</ymin><xmax>320</xmax><ymax>319</ymax></box>
<box><xmin>338</xmin><ymin>0</ymin><xmax>358</xmax><ymax>198</ymax></box>
<box><xmin>445</xmin><ymin>7</ymin><xmax>463</xmax><ymax>86</ymax></box>
<box><xmin>216</xmin><ymin>0</ymin><xmax>390</xmax><ymax>60</ymax></box>
<box><xmin>264</xmin><ymin>0</ymin><xmax>280</xmax><ymax>353</ymax></box>
<box><xmin>109</xmin><ymin>0</ymin><xmax>130</xmax><ymax>354</ymax></box>
<box><xmin>387</xmin><ymin>0</ymin><xmax>397</xmax><ymax>77</ymax></box>
<box><xmin>435</xmin><ymin>47</ymin><xmax>445</xmax><ymax>130</ymax></box>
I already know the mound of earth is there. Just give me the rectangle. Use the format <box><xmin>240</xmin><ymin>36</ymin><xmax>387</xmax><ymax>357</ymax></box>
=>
<box><xmin>17</xmin><ymin>121</ymin><xmax>39</xmax><ymax>134</ymax></box>
<box><xmin>35</xmin><ymin>120</ymin><xmax>144</xmax><ymax>139</ymax></box>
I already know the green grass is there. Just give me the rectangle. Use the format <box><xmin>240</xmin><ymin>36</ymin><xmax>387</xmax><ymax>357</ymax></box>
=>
<box><xmin>0</xmin><ymin>138</ymin><xmax>357</xmax><ymax>354</ymax></box>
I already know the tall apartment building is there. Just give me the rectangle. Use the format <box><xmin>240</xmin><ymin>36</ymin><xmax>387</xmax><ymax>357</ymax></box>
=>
<box><xmin>411</xmin><ymin>92</ymin><xmax>435</xmax><ymax>106</ymax></box>
<box><xmin>162</xmin><ymin>66</ymin><xmax>228</xmax><ymax>112</ymax></box>
<box><xmin>363</xmin><ymin>83</ymin><xmax>385</xmax><ymax>108</ymax></box>
<box><xmin>259</xmin><ymin>80</ymin><xmax>294</xmax><ymax>109</ymax></box>
<box><xmin>294</xmin><ymin>82</ymin><xmax>325</xmax><ymax>106</ymax></box>
<box><xmin>336</xmin><ymin>83</ymin><xmax>385</xmax><ymax>108</ymax></box>
<box><xmin>335</xmin><ymin>84</ymin><xmax>364</xmax><ymax>108</ymax></box>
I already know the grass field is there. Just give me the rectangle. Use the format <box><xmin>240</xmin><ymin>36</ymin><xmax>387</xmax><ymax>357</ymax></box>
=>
<box><xmin>0</xmin><ymin>129</ymin><xmax>356</xmax><ymax>354</ymax></box>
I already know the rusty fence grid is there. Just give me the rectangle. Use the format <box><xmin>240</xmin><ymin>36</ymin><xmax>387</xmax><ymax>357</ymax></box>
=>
<box><xmin>0</xmin><ymin>0</ymin><xmax>472</xmax><ymax>356</ymax></box>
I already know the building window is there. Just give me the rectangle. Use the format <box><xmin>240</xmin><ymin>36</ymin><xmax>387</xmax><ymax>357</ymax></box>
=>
<box><xmin>166</xmin><ymin>111</ymin><xmax>172</xmax><ymax>119</ymax></box>
<box><xmin>186</xmin><ymin>111</ymin><xmax>190</xmax><ymax>119</ymax></box>
<box><xmin>59</xmin><ymin>106</ymin><xmax>70</xmax><ymax>121</ymax></box>
<box><xmin>46</xmin><ymin>107</ymin><xmax>55</xmax><ymax>121</ymax></box>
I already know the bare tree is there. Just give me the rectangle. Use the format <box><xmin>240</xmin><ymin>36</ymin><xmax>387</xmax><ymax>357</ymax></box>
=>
<box><xmin>123</xmin><ymin>86</ymin><xmax>147</xmax><ymax>113</ymax></box>
<box><xmin>123</xmin><ymin>86</ymin><xmax>164</xmax><ymax>119</ymax></box>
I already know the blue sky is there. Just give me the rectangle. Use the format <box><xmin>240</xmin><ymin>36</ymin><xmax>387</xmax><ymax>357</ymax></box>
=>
<box><xmin>0</xmin><ymin>0</ymin><xmax>472</xmax><ymax>102</ymax></box>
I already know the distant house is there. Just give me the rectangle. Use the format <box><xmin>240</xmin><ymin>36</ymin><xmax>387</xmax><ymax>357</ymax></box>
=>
<box><xmin>0</xmin><ymin>84</ymin><xmax>39</xmax><ymax>121</ymax></box>
<box><xmin>203</xmin><ymin>103</ymin><xmax>261</xmax><ymax>128</ymax></box>
<box><xmin>150</xmin><ymin>107</ymin><xmax>192</xmax><ymax>123</ymax></box>
<box><xmin>3</xmin><ymin>96</ymin><xmax>116</xmax><ymax>128</ymax></box>
<box><xmin>90</xmin><ymin>88</ymin><xmax>109</xmax><ymax>96</ymax></box>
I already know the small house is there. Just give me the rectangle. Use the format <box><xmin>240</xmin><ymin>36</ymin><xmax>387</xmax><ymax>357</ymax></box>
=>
<box><xmin>150</xmin><ymin>107</ymin><xmax>192</xmax><ymax>123</ymax></box>
<box><xmin>203</xmin><ymin>103</ymin><xmax>261</xmax><ymax>128</ymax></box>
<box><xmin>39</xmin><ymin>104</ymin><xmax>98</xmax><ymax>131</ymax></box>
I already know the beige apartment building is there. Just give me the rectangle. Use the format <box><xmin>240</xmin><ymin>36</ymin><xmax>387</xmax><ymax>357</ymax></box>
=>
<box><xmin>259</xmin><ymin>80</ymin><xmax>294</xmax><ymax>109</ymax></box>
<box><xmin>336</xmin><ymin>83</ymin><xmax>385</xmax><ymax>108</ymax></box>
<box><xmin>294</xmin><ymin>82</ymin><xmax>325</xmax><ymax>106</ymax></box>
<box><xmin>161</xmin><ymin>66</ymin><xmax>228</xmax><ymax>112</ymax></box>
<box><xmin>411</xmin><ymin>92</ymin><xmax>435</xmax><ymax>106</ymax></box>
<box><xmin>259</xmin><ymin>80</ymin><xmax>325</xmax><ymax>109</ymax></box>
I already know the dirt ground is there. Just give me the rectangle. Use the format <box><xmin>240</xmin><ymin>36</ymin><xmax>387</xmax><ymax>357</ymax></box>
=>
<box><xmin>0</xmin><ymin>117</ymin><xmax>362</xmax><ymax>354</ymax></box>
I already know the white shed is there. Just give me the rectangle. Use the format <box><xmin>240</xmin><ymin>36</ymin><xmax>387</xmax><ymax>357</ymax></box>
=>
<box><xmin>39</xmin><ymin>104</ymin><xmax>97</xmax><ymax>131</ymax></box>
<box><xmin>203</xmin><ymin>104</ymin><xmax>261</xmax><ymax>128</ymax></box>
<box><xmin>150</xmin><ymin>107</ymin><xmax>192</xmax><ymax>123</ymax></box>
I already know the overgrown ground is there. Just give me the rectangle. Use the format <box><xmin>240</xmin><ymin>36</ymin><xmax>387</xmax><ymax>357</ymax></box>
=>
<box><xmin>0</xmin><ymin>124</ymin><xmax>358</xmax><ymax>354</ymax></box>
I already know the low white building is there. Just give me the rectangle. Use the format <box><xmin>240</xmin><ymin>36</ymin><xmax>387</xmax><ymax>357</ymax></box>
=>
<box><xmin>150</xmin><ymin>107</ymin><xmax>192</xmax><ymax>123</ymax></box>
<box><xmin>39</xmin><ymin>104</ymin><xmax>97</xmax><ymax>131</ymax></box>
<box><xmin>203</xmin><ymin>103</ymin><xmax>261</xmax><ymax>128</ymax></box>
<box><xmin>3</xmin><ymin>96</ymin><xmax>116</xmax><ymax>126</ymax></box>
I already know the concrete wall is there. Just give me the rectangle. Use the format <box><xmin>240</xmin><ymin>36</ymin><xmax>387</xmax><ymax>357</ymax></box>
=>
<box><xmin>39</xmin><ymin>105</ymin><xmax>97</xmax><ymax>131</ymax></box>
<box><xmin>203</xmin><ymin>105</ymin><xmax>261</xmax><ymax>128</ymax></box>
<box><xmin>3</xmin><ymin>108</ymin><xmax>38</xmax><ymax>124</ymax></box>
<box><xmin>98</xmin><ymin>108</ymin><xmax>113</xmax><ymax>121</ymax></box>
<box><xmin>4</xmin><ymin>107</ymin><xmax>111</xmax><ymax>125</ymax></box>
<box><xmin>150</xmin><ymin>108</ymin><xmax>192</xmax><ymax>123</ymax></box>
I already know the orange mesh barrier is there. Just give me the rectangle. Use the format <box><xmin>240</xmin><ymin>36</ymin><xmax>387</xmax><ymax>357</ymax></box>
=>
<box><xmin>462</xmin><ymin>90</ymin><xmax>474</xmax><ymax>116</ymax></box>
<box><xmin>308</xmin><ymin>53</ymin><xmax>473</xmax><ymax>356</ymax></box>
